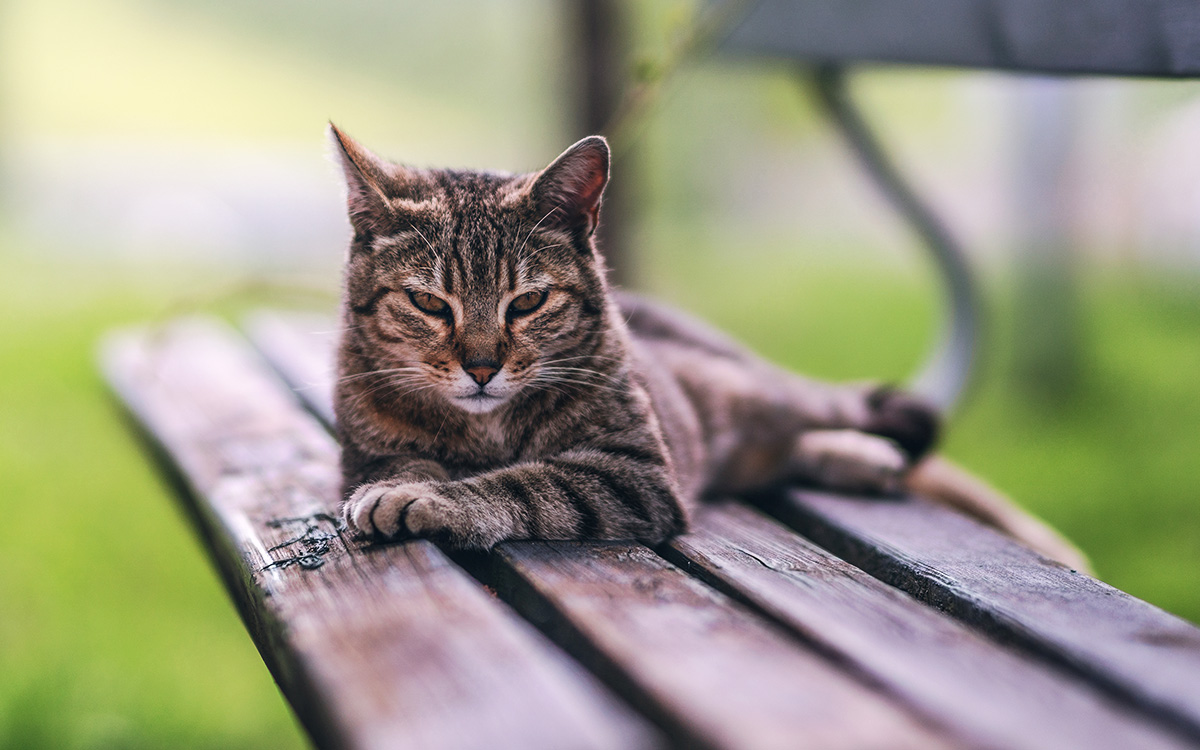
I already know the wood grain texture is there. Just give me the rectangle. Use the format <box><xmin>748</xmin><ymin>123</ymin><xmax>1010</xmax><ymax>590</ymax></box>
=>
<box><xmin>665</xmin><ymin>502</ymin><xmax>1195</xmax><ymax>750</ymax></box>
<box><xmin>243</xmin><ymin>312</ymin><xmax>959</xmax><ymax>749</ymax></box>
<box><xmin>101</xmin><ymin>318</ymin><xmax>659</xmax><ymax>750</ymax></box>
<box><xmin>244</xmin><ymin>310</ymin><xmax>338</xmax><ymax>426</ymax></box>
<box><xmin>768</xmin><ymin>488</ymin><xmax>1200</xmax><ymax>744</ymax></box>
<box><xmin>493</xmin><ymin>541</ymin><xmax>954</xmax><ymax>750</ymax></box>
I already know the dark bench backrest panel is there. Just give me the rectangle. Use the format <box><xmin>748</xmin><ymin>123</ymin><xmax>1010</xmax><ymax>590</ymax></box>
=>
<box><xmin>720</xmin><ymin>0</ymin><xmax>1200</xmax><ymax>77</ymax></box>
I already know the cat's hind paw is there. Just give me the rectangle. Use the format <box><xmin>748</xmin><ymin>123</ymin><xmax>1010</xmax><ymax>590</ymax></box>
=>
<box><xmin>865</xmin><ymin>387</ymin><xmax>940</xmax><ymax>461</ymax></box>
<box><xmin>343</xmin><ymin>481</ymin><xmax>445</xmax><ymax>540</ymax></box>
<box><xmin>793</xmin><ymin>429</ymin><xmax>908</xmax><ymax>495</ymax></box>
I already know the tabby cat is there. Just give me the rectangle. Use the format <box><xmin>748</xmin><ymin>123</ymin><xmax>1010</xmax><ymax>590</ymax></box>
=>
<box><xmin>329</xmin><ymin>125</ymin><xmax>1088</xmax><ymax>570</ymax></box>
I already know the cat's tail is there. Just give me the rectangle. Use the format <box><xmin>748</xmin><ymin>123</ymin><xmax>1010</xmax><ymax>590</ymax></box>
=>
<box><xmin>904</xmin><ymin>456</ymin><xmax>1093</xmax><ymax>574</ymax></box>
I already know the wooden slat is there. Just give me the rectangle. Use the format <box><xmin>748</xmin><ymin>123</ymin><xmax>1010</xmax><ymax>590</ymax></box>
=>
<box><xmin>665</xmin><ymin>502</ymin><xmax>1195</xmax><ymax>750</ymax></box>
<box><xmin>101</xmin><ymin>318</ymin><xmax>659</xmax><ymax>750</ymax></box>
<box><xmin>766</xmin><ymin>488</ymin><xmax>1200</xmax><ymax>744</ymax></box>
<box><xmin>247</xmin><ymin>311</ymin><xmax>338</xmax><ymax>426</ymax></box>
<box><xmin>244</xmin><ymin>318</ymin><xmax>958</xmax><ymax>749</ymax></box>
<box><xmin>493</xmin><ymin>541</ymin><xmax>953</xmax><ymax>750</ymax></box>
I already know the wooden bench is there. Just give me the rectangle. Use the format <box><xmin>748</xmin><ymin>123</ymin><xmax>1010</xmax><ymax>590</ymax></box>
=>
<box><xmin>101</xmin><ymin>311</ymin><xmax>1200</xmax><ymax>750</ymax></box>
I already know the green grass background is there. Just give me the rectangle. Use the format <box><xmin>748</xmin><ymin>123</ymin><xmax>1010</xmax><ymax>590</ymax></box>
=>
<box><xmin>2</xmin><ymin>0</ymin><xmax>1200</xmax><ymax>747</ymax></box>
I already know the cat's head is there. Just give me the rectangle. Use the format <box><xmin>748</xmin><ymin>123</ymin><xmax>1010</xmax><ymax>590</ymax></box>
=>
<box><xmin>330</xmin><ymin>125</ymin><xmax>615</xmax><ymax>415</ymax></box>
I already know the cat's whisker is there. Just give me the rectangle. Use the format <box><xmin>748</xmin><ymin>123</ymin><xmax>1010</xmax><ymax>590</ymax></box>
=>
<box><xmin>536</xmin><ymin>366</ymin><xmax>626</xmax><ymax>386</ymax></box>
<box><xmin>524</xmin><ymin>379</ymin><xmax>575</xmax><ymax>401</ymax></box>
<box><xmin>410</xmin><ymin>225</ymin><xmax>439</xmax><ymax>256</ymax></box>
<box><xmin>535</xmin><ymin>376</ymin><xmax>624</xmax><ymax>393</ymax></box>
<box><xmin>539</xmin><ymin>377</ymin><xmax>622</xmax><ymax>392</ymax></box>
<box><xmin>539</xmin><ymin>353</ymin><xmax>622</xmax><ymax>365</ymax></box>
<box><xmin>345</xmin><ymin>369</ymin><xmax>435</xmax><ymax>395</ymax></box>
<box><xmin>315</xmin><ymin>323</ymin><xmax>368</xmax><ymax>335</ymax></box>
<box><xmin>528</xmin><ymin>372</ymin><xmax>623</xmax><ymax>394</ymax></box>
<box><xmin>535</xmin><ymin>358</ymin><xmax>625</xmax><ymax>378</ymax></box>
<box><xmin>534</xmin><ymin>363</ymin><xmax>616</xmax><ymax>375</ymax></box>
<box><xmin>349</xmin><ymin>378</ymin><xmax>443</xmax><ymax>407</ymax></box>
<box><xmin>410</xmin><ymin>225</ymin><xmax>452</xmax><ymax>282</ymax></box>
<box><xmin>349</xmin><ymin>365</ymin><xmax>427</xmax><ymax>375</ymax></box>
<box><xmin>516</xmin><ymin>208</ymin><xmax>561</xmax><ymax>264</ymax></box>
<box><xmin>517</xmin><ymin>243</ymin><xmax>567</xmax><ymax>272</ymax></box>
<box><xmin>335</xmin><ymin>366</ymin><xmax>427</xmax><ymax>385</ymax></box>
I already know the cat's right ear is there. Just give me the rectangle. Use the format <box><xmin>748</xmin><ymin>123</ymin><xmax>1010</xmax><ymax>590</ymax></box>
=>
<box><xmin>530</xmin><ymin>136</ymin><xmax>610</xmax><ymax>236</ymax></box>
<box><xmin>328</xmin><ymin>123</ymin><xmax>395</xmax><ymax>237</ymax></box>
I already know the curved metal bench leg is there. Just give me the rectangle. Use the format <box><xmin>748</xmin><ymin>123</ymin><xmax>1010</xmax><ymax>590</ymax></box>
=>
<box><xmin>808</xmin><ymin>65</ymin><xmax>981</xmax><ymax>415</ymax></box>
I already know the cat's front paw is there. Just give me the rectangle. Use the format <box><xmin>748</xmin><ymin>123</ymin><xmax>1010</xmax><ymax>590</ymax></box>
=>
<box><xmin>343</xmin><ymin>481</ymin><xmax>447</xmax><ymax>540</ymax></box>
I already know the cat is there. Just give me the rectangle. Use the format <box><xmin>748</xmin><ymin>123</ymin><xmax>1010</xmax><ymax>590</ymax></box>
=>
<box><xmin>328</xmin><ymin>125</ymin><xmax>1089</xmax><ymax>571</ymax></box>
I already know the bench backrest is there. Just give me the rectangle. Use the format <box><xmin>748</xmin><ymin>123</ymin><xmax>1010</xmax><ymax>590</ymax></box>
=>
<box><xmin>719</xmin><ymin>0</ymin><xmax>1200</xmax><ymax>77</ymax></box>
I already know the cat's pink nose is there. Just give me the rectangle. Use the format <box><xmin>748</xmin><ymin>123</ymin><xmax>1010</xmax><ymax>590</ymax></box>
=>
<box><xmin>464</xmin><ymin>361</ymin><xmax>500</xmax><ymax>386</ymax></box>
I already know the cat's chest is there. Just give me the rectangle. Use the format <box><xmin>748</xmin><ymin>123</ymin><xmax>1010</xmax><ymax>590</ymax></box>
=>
<box><xmin>435</xmin><ymin>410</ymin><xmax>575</xmax><ymax>474</ymax></box>
<box><xmin>436</xmin><ymin>418</ymin><xmax>523</xmax><ymax>472</ymax></box>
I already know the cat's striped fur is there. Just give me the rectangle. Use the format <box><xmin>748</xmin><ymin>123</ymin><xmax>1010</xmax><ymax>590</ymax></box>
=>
<box><xmin>330</xmin><ymin>126</ymin><xmax>1089</xmax><ymax>570</ymax></box>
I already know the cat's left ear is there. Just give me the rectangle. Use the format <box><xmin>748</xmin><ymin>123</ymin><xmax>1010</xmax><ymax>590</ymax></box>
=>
<box><xmin>328</xmin><ymin>123</ymin><xmax>396</xmax><ymax>237</ymax></box>
<box><xmin>530</xmin><ymin>136</ymin><xmax>610</xmax><ymax>236</ymax></box>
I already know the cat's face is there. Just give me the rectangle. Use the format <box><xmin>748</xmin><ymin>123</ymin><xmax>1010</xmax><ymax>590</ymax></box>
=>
<box><xmin>332</xmin><ymin>128</ymin><xmax>612</xmax><ymax>415</ymax></box>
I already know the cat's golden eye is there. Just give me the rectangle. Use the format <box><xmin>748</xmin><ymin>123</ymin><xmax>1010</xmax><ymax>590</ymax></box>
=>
<box><xmin>508</xmin><ymin>290</ymin><xmax>547</xmax><ymax>317</ymax></box>
<box><xmin>409</xmin><ymin>290</ymin><xmax>449</xmax><ymax>316</ymax></box>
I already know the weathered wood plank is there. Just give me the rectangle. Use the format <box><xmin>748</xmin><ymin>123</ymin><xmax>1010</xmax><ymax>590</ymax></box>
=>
<box><xmin>766</xmin><ymin>488</ymin><xmax>1200</xmax><ymax>744</ymax></box>
<box><xmin>244</xmin><ymin>314</ymin><xmax>959</xmax><ymax>749</ymax></box>
<box><xmin>101</xmin><ymin>318</ymin><xmax>659</xmax><ymax>750</ymax></box>
<box><xmin>493</xmin><ymin>541</ymin><xmax>954</xmax><ymax>750</ymax></box>
<box><xmin>246</xmin><ymin>310</ymin><xmax>338</xmax><ymax>426</ymax></box>
<box><xmin>665</xmin><ymin>502</ymin><xmax>1195</xmax><ymax>750</ymax></box>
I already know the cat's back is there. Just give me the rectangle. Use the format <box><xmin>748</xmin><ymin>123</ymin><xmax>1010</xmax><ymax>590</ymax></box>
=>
<box><xmin>617</xmin><ymin>292</ymin><xmax>768</xmax><ymax>502</ymax></box>
<box><xmin>616</xmin><ymin>292</ymin><xmax>756</xmax><ymax>364</ymax></box>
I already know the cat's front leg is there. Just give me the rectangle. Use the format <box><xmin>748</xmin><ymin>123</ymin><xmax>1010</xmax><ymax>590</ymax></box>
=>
<box><xmin>345</xmin><ymin>481</ymin><xmax>433</xmax><ymax>540</ymax></box>
<box><xmin>343</xmin><ymin>480</ymin><xmax>519</xmax><ymax>547</ymax></box>
<box><xmin>339</xmin><ymin>451</ymin><xmax>455</xmax><ymax>540</ymax></box>
<box><xmin>347</xmin><ymin>478</ymin><xmax>527</xmax><ymax>548</ymax></box>
<box><xmin>343</xmin><ymin>447</ymin><xmax>686</xmax><ymax>550</ymax></box>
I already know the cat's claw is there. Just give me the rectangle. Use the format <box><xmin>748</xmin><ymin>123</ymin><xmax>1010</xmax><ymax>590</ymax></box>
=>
<box><xmin>343</xmin><ymin>482</ymin><xmax>444</xmax><ymax>540</ymax></box>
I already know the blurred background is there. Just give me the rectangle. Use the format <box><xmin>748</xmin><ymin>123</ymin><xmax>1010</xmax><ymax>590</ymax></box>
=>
<box><xmin>2</xmin><ymin>0</ymin><xmax>1200</xmax><ymax>747</ymax></box>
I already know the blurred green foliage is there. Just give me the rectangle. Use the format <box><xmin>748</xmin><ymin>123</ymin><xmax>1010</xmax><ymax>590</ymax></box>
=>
<box><xmin>0</xmin><ymin>254</ymin><xmax>309</xmax><ymax>749</ymax></box>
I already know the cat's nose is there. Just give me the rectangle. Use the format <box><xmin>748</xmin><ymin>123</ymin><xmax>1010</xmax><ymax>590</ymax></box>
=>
<box><xmin>463</xmin><ymin>360</ymin><xmax>501</xmax><ymax>386</ymax></box>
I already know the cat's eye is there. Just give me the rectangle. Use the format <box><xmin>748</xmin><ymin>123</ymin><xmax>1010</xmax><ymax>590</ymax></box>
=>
<box><xmin>409</xmin><ymin>290</ymin><xmax>450</xmax><ymax>316</ymax></box>
<box><xmin>508</xmin><ymin>290</ymin><xmax>547</xmax><ymax>317</ymax></box>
